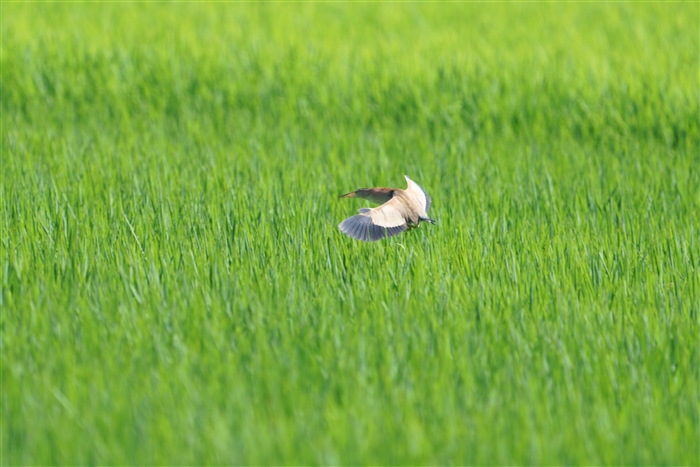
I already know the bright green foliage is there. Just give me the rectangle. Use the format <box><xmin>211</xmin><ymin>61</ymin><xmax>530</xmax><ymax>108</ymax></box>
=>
<box><xmin>2</xmin><ymin>3</ymin><xmax>698</xmax><ymax>465</ymax></box>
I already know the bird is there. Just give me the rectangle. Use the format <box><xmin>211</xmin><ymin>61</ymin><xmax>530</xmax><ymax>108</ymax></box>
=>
<box><xmin>338</xmin><ymin>175</ymin><xmax>435</xmax><ymax>242</ymax></box>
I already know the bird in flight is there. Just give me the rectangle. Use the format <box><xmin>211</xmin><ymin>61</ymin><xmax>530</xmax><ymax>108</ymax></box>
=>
<box><xmin>338</xmin><ymin>175</ymin><xmax>435</xmax><ymax>242</ymax></box>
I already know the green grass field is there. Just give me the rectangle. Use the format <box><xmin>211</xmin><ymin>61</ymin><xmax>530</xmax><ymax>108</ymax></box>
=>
<box><xmin>2</xmin><ymin>2</ymin><xmax>699</xmax><ymax>464</ymax></box>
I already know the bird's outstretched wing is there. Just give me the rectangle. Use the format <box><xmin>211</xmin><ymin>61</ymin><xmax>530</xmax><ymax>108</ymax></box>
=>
<box><xmin>404</xmin><ymin>176</ymin><xmax>431</xmax><ymax>212</ymax></box>
<box><xmin>338</xmin><ymin>199</ymin><xmax>407</xmax><ymax>242</ymax></box>
<box><xmin>338</xmin><ymin>187</ymin><xmax>395</xmax><ymax>205</ymax></box>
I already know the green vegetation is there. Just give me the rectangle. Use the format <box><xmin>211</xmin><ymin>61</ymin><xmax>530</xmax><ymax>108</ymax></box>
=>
<box><xmin>2</xmin><ymin>3</ymin><xmax>698</xmax><ymax>464</ymax></box>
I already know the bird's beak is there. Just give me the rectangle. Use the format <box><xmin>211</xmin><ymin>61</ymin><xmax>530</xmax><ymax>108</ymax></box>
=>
<box><xmin>404</xmin><ymin>175</ymin><xmax>411</xmax><ymax>180</ymax></box>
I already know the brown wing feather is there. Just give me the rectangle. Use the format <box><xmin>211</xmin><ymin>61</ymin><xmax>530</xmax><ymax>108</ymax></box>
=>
<box><xmin>339</xmin><ymin>187</ymin><xmax>395</xmax><ymax>205</ymax></box>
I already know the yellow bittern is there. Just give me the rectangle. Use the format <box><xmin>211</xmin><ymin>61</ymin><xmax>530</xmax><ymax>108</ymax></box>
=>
<box><xmin>338</xmin><ymin>175</ymin><xmax>435</xmax><ymax>241</ymax></box>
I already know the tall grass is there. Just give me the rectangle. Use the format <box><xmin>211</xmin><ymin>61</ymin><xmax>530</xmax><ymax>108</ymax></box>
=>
<box><xmin>2</xmin><ymin>3</ymin><xmax>698</xmax><ymax>464</ymax></box>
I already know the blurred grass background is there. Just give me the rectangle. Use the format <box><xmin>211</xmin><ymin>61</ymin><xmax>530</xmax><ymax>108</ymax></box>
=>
<box><xmin>2</xmin><ymin>2</ymin><xmax>699</xmax><ymax>464</ymax></box>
